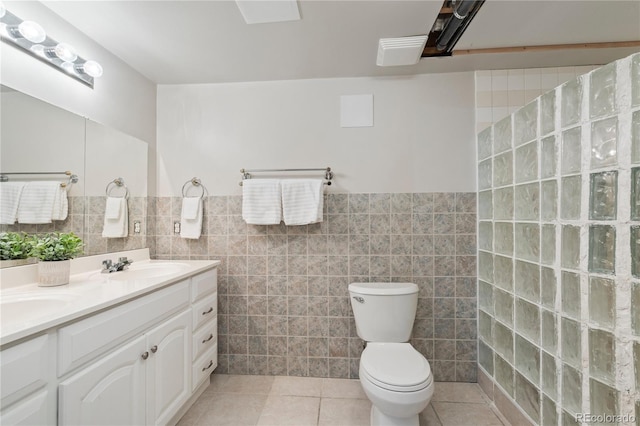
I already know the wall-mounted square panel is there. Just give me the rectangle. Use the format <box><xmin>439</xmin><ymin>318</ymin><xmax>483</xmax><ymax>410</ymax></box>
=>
<box><xmin>340</xmin><ymin>94</ymin><xmax>373</xmax><ymax>128</ymax></box>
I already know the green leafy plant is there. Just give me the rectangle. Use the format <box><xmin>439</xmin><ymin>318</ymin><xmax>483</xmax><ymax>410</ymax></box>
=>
<box><xmin>29</xmin><ymin>232</ymin><xmax>84</xmax><ymax>261</ymax></box>
<box><xmin>0</xmin><ymin>232</ymin><xmax>33</xmax><ymax>260</ymax></box>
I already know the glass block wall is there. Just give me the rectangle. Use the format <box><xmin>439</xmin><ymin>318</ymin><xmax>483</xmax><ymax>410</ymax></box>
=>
<box><xmin>477</xmin><ymin>52</ymin><xmax>640</xmax><ymax>425</ymax></box>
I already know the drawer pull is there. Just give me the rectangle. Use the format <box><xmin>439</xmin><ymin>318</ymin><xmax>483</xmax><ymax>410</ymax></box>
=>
<box><xmin>202</xmin><ymin>334</ymin><xmax>214</xmax><ymax>344</ymax></box>
<box><xmin>150</xmin><ymin>345</ymin><xmax>158</xmax><ymax>353</ymax></box>
<box><xmin>141</xmin><ymin>351</ymin><xmax>149</xmax><ymax>360</ymax></box>
<box><xmin>202</xmin><ymin>307</ymin><xmax>214</xmax><ymax>316</ymax></box>
<box><xmin>202</xmin><ymin>360</ymin><xmax>214</xmax><ymax>372</ymax></box>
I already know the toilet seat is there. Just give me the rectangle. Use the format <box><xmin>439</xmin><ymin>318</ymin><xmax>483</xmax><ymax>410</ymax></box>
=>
<box><xmin>360</xmin><ymin>343</ymin><xmax>432</xmax><ymax>393</ymax></box>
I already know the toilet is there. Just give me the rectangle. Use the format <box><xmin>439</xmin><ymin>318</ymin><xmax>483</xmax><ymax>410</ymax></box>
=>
<box><xmin>349</xmin><ymin>282</ymin><xmax>434</xmax><ymax>426</ymax></box>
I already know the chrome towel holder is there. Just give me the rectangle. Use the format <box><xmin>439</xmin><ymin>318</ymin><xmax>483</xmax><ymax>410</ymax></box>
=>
<box><xmin>0</xmin><ymin>170</ymin><xmax>78</xmax><ymax>190</ymax></box>
<box><xmin>239</xmin><ymin>167</ymin><xmax>333</xmax><ymax>186</ymax></box>
<box><xmin>105</xmin><ymin>177</ymin><xmax>129</xmax><ymax>199</ymax></box>
<box><xmin>182</xmin><ymin>177</ymin><xmax>206</xmax><ymax>199</ymax></box>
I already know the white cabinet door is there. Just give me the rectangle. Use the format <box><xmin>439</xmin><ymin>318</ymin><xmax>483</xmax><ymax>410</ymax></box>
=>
<box><xmin>0</xmin><ymin>390</ymin><xmax>51</xmax><ymax>426</ymax></box>
<box><xmin>146</xmin><ymin>309</ymin><xmax>191</xmax><ymax>426</ymax></box>
<box><xmin>58</xmin><ymin>336</ymin><xmax>147</xmax><ymax>426</ymax></box>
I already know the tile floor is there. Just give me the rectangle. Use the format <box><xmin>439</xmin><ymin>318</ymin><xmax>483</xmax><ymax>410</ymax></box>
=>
<box><xmin>177</xmin><ymin>374</ymin><xmax>511</xmax><ymax>426</ymax></box>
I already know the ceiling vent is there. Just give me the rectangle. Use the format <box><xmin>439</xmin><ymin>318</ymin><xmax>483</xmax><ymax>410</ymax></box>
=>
<box><xmin>376</xmin><ymin>35</ymin><xmax>428</xmax><ymax>67</ymax></box>
<box><xmin>235</xmin><ymin>0</ymin><xmax>300</xmax><ymax>24</ymax></box>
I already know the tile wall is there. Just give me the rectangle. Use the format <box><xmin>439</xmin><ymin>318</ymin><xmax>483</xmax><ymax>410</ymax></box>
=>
<box><xmin>147</xmin><ymin>192</ymin><xmax>477</xmax><ymax>381</ymax></box>
<box><xmin>477</xmin><ymin>53</ymin><xmax>640</xmax><ymax>425</ymax></box>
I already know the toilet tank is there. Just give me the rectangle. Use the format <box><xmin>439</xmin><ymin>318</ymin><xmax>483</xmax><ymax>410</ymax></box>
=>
<box><xmin>348</xmin><ymin>282</ymin><xmax>419</xmax><ymax>342</ymax></box>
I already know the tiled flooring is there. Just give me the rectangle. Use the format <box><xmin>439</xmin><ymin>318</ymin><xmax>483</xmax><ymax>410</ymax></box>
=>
<box><xmin>177</xmin><ymin>374</ymin><xmax>511</xmax><ymax>426</ymax></box>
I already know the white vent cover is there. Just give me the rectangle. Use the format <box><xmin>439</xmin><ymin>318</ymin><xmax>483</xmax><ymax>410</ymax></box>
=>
<box><xmin>376</xmin><ymin>35</ymin><xmax>428</xmax><ymax>67</ymax></box>
<box><xmin>236</xmin><ymin>0</ymin><xmax>300</xmax><ymax>24</ymax></box>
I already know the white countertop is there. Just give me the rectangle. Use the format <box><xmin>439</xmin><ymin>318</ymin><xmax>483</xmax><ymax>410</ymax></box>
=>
<box><xmin>0</xmin><ymin>250</ymin><xmax>220</xmax><ymax>347</ymax></box>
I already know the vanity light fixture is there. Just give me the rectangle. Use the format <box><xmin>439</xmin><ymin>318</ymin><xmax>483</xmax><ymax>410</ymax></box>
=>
<box><xmin>0</xmin><ymin>6</ymin><xmax>102</xmax><ymax>88</ymax></box>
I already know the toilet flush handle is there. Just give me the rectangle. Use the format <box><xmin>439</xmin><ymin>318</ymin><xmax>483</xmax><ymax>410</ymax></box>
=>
<box><xmin>352</xmin><ymin>296</ymin><xmax>365</xmax><ymax>304</ymax></box>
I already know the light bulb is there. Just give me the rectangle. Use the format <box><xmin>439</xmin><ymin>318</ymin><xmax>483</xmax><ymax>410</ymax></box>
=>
<box><xmin>17</xmin><ymin>21</ymin><xmax>46</xmax><ymax>43</ymax></box>
<box><xmin>30</xmin><ymin>44</ymin><xmax>46</xmax><ymax>57</ymax></box>
<box><xmin>78</xmin><ymin>60</ymin><xmax>103</xmax><ymax>78</ymax></box>
<box><xmin>53</xmin><ymin>43</ymin><xmax>77</xmax><ymax>62</ymax></box>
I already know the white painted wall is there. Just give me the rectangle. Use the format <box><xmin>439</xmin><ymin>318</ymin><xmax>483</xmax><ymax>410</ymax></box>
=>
<box><xmin>157</xmin><ymin>72</ymin><xmax>477</xmax><ymax>196</ymax></box>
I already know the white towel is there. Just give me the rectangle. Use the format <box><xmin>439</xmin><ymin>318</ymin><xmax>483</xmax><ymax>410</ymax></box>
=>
<box><xmin>180</xmin><ymin>197</ymin><xmax>203</xmax><ymax>239</ymax></box>
<box><xmin>102</xmin><ymin>197</ymin><xmax>128</xmax><ymax>238</ymax></box>
<box><xmin>281</xmin><ymin>179</ymin><xmax>324</xmax><ymax>226</ymax></box>
<box><xmin>52</xmin><ymin>186</ymin><xmax>69</xmax><ymax>221</ymax></box>
<box><xmin>242</xmin><ymin>179</ymin><xmax>282</xmax><ymax>225</ymax></box>
<box><xmin>17</xmin><ymin>181</ymin><xmax>60</xmax><ymax>224</ymax></box>
<box><xmin>0</xmin><ymin>182</ymin><xmax>26</xmax><ymax>224</ymax></box>
<box><xmin>104</xmin><ymin>197</ymin><xmax>123</xmax><ymax>220</ymax></box>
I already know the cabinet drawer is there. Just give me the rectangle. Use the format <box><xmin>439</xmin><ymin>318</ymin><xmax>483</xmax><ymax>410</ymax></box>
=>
<box><xmin>58</xmin><ymin>280</ymin><xmax>190</xmax><ymax>377</ymax></box>
<box><xmin>1</xmin><ymin>335</ymin><xmax>50</xmax><ymax>408</ymax></box>
<box><xmin>192</xmin><ymin>293</ymin><xmax>217</xmax><ymax>331</ymax></box>
<box><xmin>191</xmin><ymin>268</ymin><xmax>217</xmax><ymax>302</ymax></box>
<box><xmin>192</xmin><ymin>344</ymin><xmax>217</xmax><ymax>392</ymax></box>
<box><xmin>192</xmin><ymin>319</ymin><xmax>217</xmax><ymax>361</ymax></box>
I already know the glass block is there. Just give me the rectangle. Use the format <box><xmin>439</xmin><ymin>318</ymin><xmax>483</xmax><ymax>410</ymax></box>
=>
<box><xmin>515</xmin><ymin>260</ymin><xmax>540</xmax><ymax>303</ymax></box>
<box><xmin>478</xmin><ymin>190</ymin><xmax>493</xmax><ymax>220</ymax></box>
<box><xmin>494</xmin><ymin>187</ymin><xmax>513</xmax><ymax>220</ymax></box>
<box><xmin>562</xmin><ymin>318</ymin><xmax>582</xmax><ymax>369</ymax></box>
<box><xmin>589</xmin><ymin>277</ymin><xmax>615</xmax><ymax>329</ymax></box>
<box><xmin>479</xmin><ymin>281</ymin><xmax>494</xmax><ymax>315</ymax></box>
<box><xmin>478</xmin><ymin>222</ymin><xmax>493</xmax><ymax>251</ymax></box>
<box><xmin>515</xmin><ymin>336</ymin><xmax>540</xmax><ymax>385</ymax></box>
<box><xmin>561</xmin><ymin>176</ymin><xmax>581</xmax><ymax>220</ymax></box>
<box><xmin>541</xmin><ymin>351</ymin><xmax>557</xmax><ymax>400</ymax></box>
<box><xmin>515</xmin><ymin>223</ymin><xmax>539</xmax><ymax>262</ymax></box>
<box><xmin>633</xmin><ymin>111</ymin><xmax>640</xmax><ymax>164</ymax></box>
<box><xmin>516</xmin><ymin>299</ymin><xmax>540</xmax><ymax>344</ymax></box>
<box><xmin>561</xmin><ymin>127</ymin><xmax>582</xmax><ymax>175</ymax></box>
<box><xmin>515</xmin><ymin>141</ymin><xmax>538</xmax><ymax>183</ymax></box>
<box><xmin>494</xmin><ymin>322</ymin><xmax>514</xmax><ymax>363</ymax></box>
<box><xmin>561</xmin><ymin>225</ymin><xmax>581</xmax><ymax>270</ymax></box>
<box><xmin>494</xmin><ymin>115</ymin><xmax>512</xmax><ymax>154</ymax></box>
<box><xmin>590</xmin><ymin>63</ymin><xmax>617</xmax><ymax>119</ymax></box>
<box><xmin>589</xmin><ymin>329</ymin><xmax>615</xmax><ymax>384</ymax></box>
<box><xmin>562</xmin><ymin>364</ymin><xmax>582</xmax><ymax>414</ymax></box>
<box><xmin>632</xmin><ymin>226</ymin><xmax>640</xmax><ymax>279</ymax></box>
<box><xmin>541</xmin><ymin>136</ymin><xmax>557</xmax><ymax>179</ymax></box>
<box><xmin>494</xmin><ymin>222</ymin><xmax>513</xmax><ymax>255</ymax></box>
<box><xmin>478</xmin><ymin>251</ymin><xmax>494</xmax><ymax>282</ymax></box>
<box><xmin>543</xmin><ymin>395</ymin><xmax>557</xmax><ymax>426</ymax></box>
<box><xmin>478</xmin><ymin>126</ymin><xmax>493</xmax><ymax>161</ymax></box>
<box><xmin>561</xmin><ymin>77</ymin><xmax>583</xmax><ymax>128</ymax></box>
<box><xmin>540</xmin><ymin>90</ymin><xmax>556</xmax><ymax>136</ymax></box>
<box><xmin>494</xmin><ymin>288</ymin><xmax>514</xmax><ymax>326</ymax></box>
<box><xmin>589</xmin><ymin>171</ymin><xmax>617</xmax><ymax>220</ymax></box>
<box><xmin>561</xmin><ymin>271</ymin><xmax>581</xmax><ymax>320</ymax></box>
<box><xmin>632</xmin><ymin>168</ymin><xmax>640</xmax><ymax>220</ymax></box>
<box><xmin>478</xmin><ymin>159</ymin><xmax>492</xmax><ymax>191</ymax></box>
<box><xmin>493</xmin><ymin>152</ymin><xmax>513</xmax><ymax>187</ymax></box>
<box><xmin>514</xmin><ymin>101</ymin><xmax>538</xmax><ymax>146</ymax></box>
<box><xmin>590</xmin><ymin>379</ymin><xmax>619</xmax><ymax>418</ymax></box>
<box><xmin>515</xmin><ymin>183</ymin><xmax>539</xmax><ymax>220</ymax></box>
<box><xmin>541</xmin><ymin>180</ymin><xmax>557</xmax><ymax>221</ymax></box>
<box><xmin>589</xmin><ymin>225</ymin><xmax>616</xmax><ymax>274</ymax></box>
<box><xmin>541</xmin><ymin>267</ymin><xmax>556</xmax><ymax>310</ymax></box>
<box><xmin>591</xmin><ymin>117</ymin><xmax>618</xmax><ymax>169</ymax></box>
<box><xmin>495</xmin><ymin>354</ymin><xmax>514</xmax><ymax>396</ymax></box>
<box><xmin>479</xmin><ymin>341</ymin><xmax>493</xmax><ymax>374</ymax></box>
<box><xmin>636</xmin><ymin>342</ymin><xmax>640</xmax><ymax>393</ymax></box>
<box><xmin>494</xmin><ymin>255</ymin><xmax>513</xmax><ymax>291</ymax></box>
<box><xmin>541</xmin><ymin>225</ymin><xmax>556</xmax><ymax>265</ymax></box>
<box><xmin>541</xmin><ymin>309</ymin><xmax>557</xmax><ymax>353</ymax></box>
<box><xmin>633</xmin><ymin>282</ymin><xmax>640</xmax><ymax>336</ymax></box>
<box><xmin>633</xmin><ymin>53</ymin><xmax>640</xmax><ymax>107</ymax></box>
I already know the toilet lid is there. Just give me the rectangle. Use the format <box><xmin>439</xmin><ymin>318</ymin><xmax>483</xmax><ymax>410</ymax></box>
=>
<box><xmin>360</xmin><ymin>343</ymin><xmax>431</xmax><ymax>391</ymax></box>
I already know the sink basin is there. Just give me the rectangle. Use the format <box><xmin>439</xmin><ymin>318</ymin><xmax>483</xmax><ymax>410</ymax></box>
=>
<box><xmin>105</xmin><ymin>262</ymin><xmax>190</xmax><ymax>281</ymax></box>
<box><xmin>1</xmin><ymin>293</ymin><xmax>76</xmax><ymax>323</ymax></box>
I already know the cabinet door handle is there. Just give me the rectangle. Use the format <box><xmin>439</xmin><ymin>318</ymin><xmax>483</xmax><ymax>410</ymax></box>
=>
<box><xmin>202</xmin><ymin>307</ymin><xmax>214</xmax><ymax>316</ymax></box>
<box><xmin>141</xmin><ymin>351</ymin><xmax>149</xmax><ymax>360</ymax></box>
<box><xmin>202</xmin><ymin>334</ymin><xmax>214</xmax><ymax>344</ymax></box>
<box><xmin>202</xmin><ymin>360</ymin><xmax>214</xmax><ymax>372</ymax></box>
<box><xmin>150</xmin><ymin>345</ymin><xmax>158</xmax><ymax>353</ymax></box>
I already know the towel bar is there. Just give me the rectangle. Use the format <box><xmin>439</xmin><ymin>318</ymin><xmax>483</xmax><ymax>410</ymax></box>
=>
<box><xmin>0</xmin><ymin>170</ymin><xmax>78</xmax><ymax>189</ymax></box>
<box><xmin>239</xmin><ymin>167</ymin><xmax>333</xmax><ymax>186</ymax></box>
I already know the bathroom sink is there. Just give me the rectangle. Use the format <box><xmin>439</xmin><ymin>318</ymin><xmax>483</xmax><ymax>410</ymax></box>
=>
<box><xmin>104</xmin><ymin>262</ymin><xmax>190</xmax><ymax>281</ymax></box>
<box><xmin>0</xmin><ymin>293</ymin><xmax>76</xmax><ymax>323</ymax></box>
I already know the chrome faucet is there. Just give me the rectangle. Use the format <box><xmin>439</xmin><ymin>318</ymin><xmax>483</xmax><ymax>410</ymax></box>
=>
<box><xmin>101</xmin><ymin>257</ymin><xmax>133</xmax><ymax>273</ymax></box>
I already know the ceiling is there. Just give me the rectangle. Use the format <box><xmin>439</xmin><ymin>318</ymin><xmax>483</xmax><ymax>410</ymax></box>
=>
<box><xmin>42</xmin><ymin>0</ymin><xmax>640</xmax><ymax>85</ymax></box>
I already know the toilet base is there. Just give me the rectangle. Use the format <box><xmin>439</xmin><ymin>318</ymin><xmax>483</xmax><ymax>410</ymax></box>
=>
<box><xmin>370</xmin><ymin>405</ymin><xmax>419</xmax><ymax>426</ymax></box>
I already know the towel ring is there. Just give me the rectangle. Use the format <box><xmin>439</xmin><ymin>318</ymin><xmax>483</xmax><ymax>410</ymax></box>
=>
<box><xmin>105</xmin><ymin>177</ymin><xmax>129</xmax><ymax>199</ymax></box>
<box><xmin>182</xmin><ymin>177</ymin><xmax>206</xmax><ymax>199</ymax></box>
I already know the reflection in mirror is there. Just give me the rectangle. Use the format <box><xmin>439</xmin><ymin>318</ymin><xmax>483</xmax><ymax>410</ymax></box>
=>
<box><xmin>0</xmin><ymin>84</ymin><xmax>149</xmax><ymax>266</ymax></box>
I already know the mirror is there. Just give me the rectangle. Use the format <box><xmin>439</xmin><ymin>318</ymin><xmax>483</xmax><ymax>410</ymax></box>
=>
<box><xmin>0</xmin><ymin>84</ymin><xmax>148</xmax><ymax>265</ymax></box>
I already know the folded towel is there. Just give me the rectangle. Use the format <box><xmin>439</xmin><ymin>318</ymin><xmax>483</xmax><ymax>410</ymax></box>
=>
<box><xmin>102</xmin><ymin>197</ymin><xmax>128</xmax><ymax>238</ymax></box>
<box><xmin>52</xmin><ymin>186</ymin><xmax>69</xmax><ymax>221</ymax></box>
<box><xmin>0</xmin><ymin>182</ymin><xmax>26</xmax><ymax>224</ymax></box>
<box><xmin>180</xmin><ymin>197</ymin><xmax>203</xmax><ymax>239</ymax></box>
<box><xmin>281</xmin><ymin>179</ymin><xmax>324</xmax><ymax>226</ymax></box>
<box><xmin>17</xmin><ymin>181</ymin><xmax>60</xmax><ymax>224</ymax></box>
<box><xmin>104</xmin><ymin>197</ymin><xmax>123</xmax><ymax>220</ymax></box>
<box><xmin>242</xmin><ymin>179</ymin><xmax>282</xmax><ymax>225</ymax></box>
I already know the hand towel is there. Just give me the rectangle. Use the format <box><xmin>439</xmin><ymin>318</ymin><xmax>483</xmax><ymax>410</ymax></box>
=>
<box><xmin>102</xmin><ymin>196</ymin><xmax>128</xmax><ymax>238</ymax></box>
<box><xmin>104</xmin><ymin>196</ymin><xmax>123</xmax><ymax>220</ymax></box>
<box><xmin>52</xmin><ymin>185</ymin><xmax>69</xmax><ymax>221</ymax></box>
<box><xmin>281</xmin><ymin>179</ymin><xmax>324</xmax><ymax>226</ymax></box>
<box><xmin>180</xmin><ymin>197</ymin><xmax>203</xmax><ymax>239</ymax></box>
<box><xmin>17</xmin><ymin>181</ymin><xmax>60</xmax><ymax>224</ymax></box>
<box><xmin>0</xmin><ymin>182</ymin><xmax>26</xmax><ymax>224</ymax></box>
<box><xmin>242</xmin><ymin>179</ymin><xmax>282</xmax><ymax>225</ymax></box>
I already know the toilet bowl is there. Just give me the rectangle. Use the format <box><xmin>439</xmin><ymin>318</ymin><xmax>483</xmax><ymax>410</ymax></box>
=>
<box><xmin>359</xmin><ymin>342</ymin><xmax>433</xmax><ymax>426</ymax></box>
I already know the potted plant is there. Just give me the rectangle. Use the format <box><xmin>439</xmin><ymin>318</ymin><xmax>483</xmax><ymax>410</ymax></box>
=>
<box><xmin>30</xmin><ymin>232</ymin><xmax>84</xmax><ymax>286</ymax></box>
<box><xmin>0</xmin><ymin>232</ymin><xmax>34</xmax><ymax>267</ymax></box>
